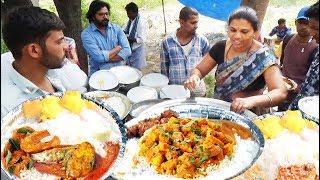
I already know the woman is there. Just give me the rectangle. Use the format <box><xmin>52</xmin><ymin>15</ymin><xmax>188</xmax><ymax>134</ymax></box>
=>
<box><xmin>184</xmin><ymin>6</ymin><xmax>287</xmax><ymax>115</ymax></box>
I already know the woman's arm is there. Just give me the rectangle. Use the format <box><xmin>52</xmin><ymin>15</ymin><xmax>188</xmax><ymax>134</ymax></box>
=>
<box><xmin>230</xmin><ymin>65</ymin><xmax>287</xmax><ymax>113</ymax></box>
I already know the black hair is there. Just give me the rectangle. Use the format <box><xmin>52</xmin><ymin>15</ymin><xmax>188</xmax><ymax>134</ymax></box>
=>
<box><xmin>305</xmin><ymin>1</ymin><xmax>319</xmax><ymax>21</ymax></box>
<box><xmin>125</xmin><ymin>2</ymin><xmax>138</xmax><ymax>13</ymax></box>
<box><xmin>228</xmin><ymin>6</ymin><xmax>259</xmax><ymax>32</ymax></box>
<box><xmin>2</xmin><ymin>6</ymin><xmax>65</xmax><ymax>59</ymax></box>
<box><xmin>179</xmin><ymin>7</ymin><xmax>199</xmax><ymax>21</ymax></box>
<box><xmin>278</xmin><ymin>18</ymin><xmax>286</xmax><ymax>24</ymax></box>
<box><xmin>86</xmin><ymin>0</ymin><xmax>111</xmax><ymax>23</ymax></box>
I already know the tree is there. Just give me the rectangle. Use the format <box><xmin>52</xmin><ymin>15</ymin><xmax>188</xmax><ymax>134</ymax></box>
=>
<box><xmin>53</xmin><ymin>0</ymin><xmax>88</xmax><ymax>75</ymax></box>
<box><xmin>1</xmin><ymin>0</ymin><xmax>33</xmax><ymax>22</ymax></box>
<box><xmin>241</xmin><ymin>0</ymin><xmax>270</xmax><ymax>31</ymax></box>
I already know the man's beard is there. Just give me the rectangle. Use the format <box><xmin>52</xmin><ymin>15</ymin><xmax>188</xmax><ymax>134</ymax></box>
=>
<box><xmin>96</xmin><ymin>19</ymin><xmax>109</xmax><ymax>27</ymax></box>
<box><xmin>40</xmin><ymin>48</ymin><xmax>65</xmax><ymax>69</ymax></box>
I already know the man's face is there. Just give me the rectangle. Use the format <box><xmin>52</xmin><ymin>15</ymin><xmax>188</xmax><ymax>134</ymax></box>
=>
<box><xmin>127</xmin><ymin>10</ymin><xmax>137</xmax><ymax>21</ymax></box>
<box><xmin>308</xmin><ymin>18</ymin><xmax>319</xmax><ymax>43</ymax></box>
<box><xmin>180</xmin><ymin>14</ymin><xmax>199</xmax><ymax>35</ymax></box>
<box><xmin>40</xmin><ymin>30</ymin><xmax>67</xmax><ymax>69</ymax></box>
<box><xmin>93</xmin><ymin>7</ymin><xmax>110</xmax><ymax>27</ymax></box>
<box><xmin>296</xmin><ymin>19</ymin><xmax>310</xmax><ymax>37</ymax></box>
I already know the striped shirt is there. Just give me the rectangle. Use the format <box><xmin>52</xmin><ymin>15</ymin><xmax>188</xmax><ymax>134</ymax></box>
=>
<box><xmin>160</xmin><ymin>31</ymin><xmax>209</xmax><ymax>85</ymax></box>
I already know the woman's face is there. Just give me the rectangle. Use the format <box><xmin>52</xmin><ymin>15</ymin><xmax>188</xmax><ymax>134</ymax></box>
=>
<box><xmin>228</xmin><ymin>18</ymin><xmax>255</xmax><ymax>50</ymax></box>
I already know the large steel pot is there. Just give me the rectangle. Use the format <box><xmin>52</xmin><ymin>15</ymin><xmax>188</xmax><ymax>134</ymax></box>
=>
<box><xmin>110</xmin><ymin>66</ymin><xmax>143</xmax><ymax>94</ymax></box>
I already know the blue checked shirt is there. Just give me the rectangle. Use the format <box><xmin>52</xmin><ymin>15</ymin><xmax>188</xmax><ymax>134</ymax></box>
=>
<box><xmin>81</xmin><ymin>23</ymin><xmax>131</xmax><ymax>75</ymax></box>
<box><xmin>269</xmin><ymin>26</ymin><xmax>291</xmax><ymax>40</ymax></box>
<box><xmin>289</xmin><ymin>47</ymin><xmax>319</xmax><ymax>110</ymax></box>
<box><xmin>160</xmin><ymin>31</ymin><xmax>210</xmax><ymax>85</ymax></box>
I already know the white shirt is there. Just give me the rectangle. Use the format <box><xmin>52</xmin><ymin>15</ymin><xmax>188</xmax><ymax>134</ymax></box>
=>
<box><xmin>123</xmin><ymin>15</ymin><xmax>147</xmax><ymax>50</ymax></box>
<box><xmin>1</xmin><ymin>51</ymin><xmax>88</xmax><ymax>92</ymax></box>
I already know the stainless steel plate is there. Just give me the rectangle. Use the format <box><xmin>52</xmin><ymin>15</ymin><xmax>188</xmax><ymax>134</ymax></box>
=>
<box><xmin>123</xmin><ymin>103</ymin><xmax>264</xmax><ymax>179</ymax></box>
<box><xmin>1</xmin><ymin>92</ymin><xmax>127</xmax><ymax>180</ymax></box>
<box><xmin>140</xmin><ymin>97</ymin><xmax>258</xmax><ymax>119</ymax></box>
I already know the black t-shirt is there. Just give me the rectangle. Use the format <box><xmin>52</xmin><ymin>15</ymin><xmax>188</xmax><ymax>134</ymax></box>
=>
<box><xmin>209</xmin><ymin>40</ymin><xmax>266</xmax><ymax>91</ymax></box>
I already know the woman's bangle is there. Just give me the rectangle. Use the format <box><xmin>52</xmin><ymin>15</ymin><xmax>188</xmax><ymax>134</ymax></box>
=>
<box><xmin>264</xmin><ymin>94</ymin><xmax>272</xmax><ymax>107</ymax></box>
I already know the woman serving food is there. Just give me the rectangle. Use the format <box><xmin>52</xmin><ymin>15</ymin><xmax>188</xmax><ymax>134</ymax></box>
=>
<box><xmin>184</xmin><ymin>6</ymin><xmax>287</xmax><ymax>115</ymax></box>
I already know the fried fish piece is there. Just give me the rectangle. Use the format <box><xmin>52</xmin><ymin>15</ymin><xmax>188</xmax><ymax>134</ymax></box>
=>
<box><xmin>277</xmin><ymin>163</ymin><xmax>317</xmax><ymax>180</ymax></box>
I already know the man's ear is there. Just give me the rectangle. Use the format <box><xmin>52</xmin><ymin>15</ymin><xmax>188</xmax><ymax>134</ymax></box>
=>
<box><xmin>25</xmin><ymin>43</ymin><xmax>42</xmax><ymax>58</ymax></box>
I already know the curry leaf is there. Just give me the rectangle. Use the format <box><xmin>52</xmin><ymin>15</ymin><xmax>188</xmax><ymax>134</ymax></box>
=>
<box><xmin>8</xmin><ymin>166</ymin><xmax>14</xmax><ymax>174</ymax></box>
<box><xmin>9</xmin><ymin>138</ymin><xmax>20</xmax><ymax>151</ymax></box>
<box><xmin>26</xmin><ymin>159</ymin><xmax>34</xmax><ymax>170</ymax></box>
<box><xmin>17</xmin><ymin>127</ymin><xmax>34</xmax><ymax>134</ymax></box>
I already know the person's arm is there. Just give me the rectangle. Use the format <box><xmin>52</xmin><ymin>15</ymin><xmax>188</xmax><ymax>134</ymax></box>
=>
<box><xmin>135</xmin><ymin>18</ymin><xmax>147</xmax><ymax>44</ymax></box>
<box><xmin>230</xmin><ymin>65</ymin><xmax>287</xmax><ymax>114</ymax></box>
<box><xmin>114</xmin><ymin>26</ymin><xmax>131</xmax><ymax>61</ymax></box>
<box><xmin>81</xmin><ymin>30</ymin><xmax>111</xmax><ymax>63</ymax></box>
<box><xmin>269</xmin><ymin>27</ymin><xmax>276</xmax><ymax>36</ymax></box>
<box><xmin>184</xmin><ymin>53</ymin><xmax>217</xmax><ymax>91</ymax></box>
<box><xmin>160</xmin><ymin>40</ymin><xmax>169</xmax><ymax>77</ymax></box>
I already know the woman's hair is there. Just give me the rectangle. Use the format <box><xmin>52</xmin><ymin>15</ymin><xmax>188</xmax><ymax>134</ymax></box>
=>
<box><xmin>2</xmin><ymin>6</ymin><xmax>65</xmax><ymax>60</ymax></box>
<box><xmin>86</xmin><ymin>0</ymin><xmax>111</xmax><ymax>23</ymax></box>
<box><xmin>228</xmin><ymin>6</ymin><xmax>259</xmax><ymax>31</ymax></box>
<box><xmin>125</xmin><ymin>2</ymin><xmax>138</xmax><ymax>13</ymax></box>
<box><xmin>179</xmin><ymin>6</ymin><xmax>199</xmax><ymax>21</ymax></box>
<box><xmin>305</xmin><ymin>1</ymin><xmax>319</xmax><ymax>21</ymax></box>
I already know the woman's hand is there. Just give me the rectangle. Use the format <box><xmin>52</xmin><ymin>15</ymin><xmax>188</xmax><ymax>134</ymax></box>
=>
<box><xmin>183</xmin><ymin>74</ymin><xmax>201</xmax><ymax>91</ymax></box>
<box><xmin>230</xmin><ymin>97</ymin><xmax>254</xmax><ymax>114</ymax></box>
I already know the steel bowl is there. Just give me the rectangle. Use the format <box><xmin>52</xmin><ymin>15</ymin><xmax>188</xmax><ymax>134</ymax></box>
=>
<box><xmin>298</xmin><ymin>96</ymin><xmax>319</xmax><ymax>124</ymax></box>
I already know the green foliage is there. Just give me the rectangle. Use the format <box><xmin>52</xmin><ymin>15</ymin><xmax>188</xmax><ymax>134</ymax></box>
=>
<box><xmin>203</xmin><ymin>74</ymin><xmax>215</xmax><ymax>98</ymax></box>
<box><xmin>1</xmin><ymin>34</ymin><xmax>9</xmax><ymax>54</ymax></box>
<box><xmin>269</xmin><ymin>0</ymin><xmax>316</xmax><ymax>7</ymax></box>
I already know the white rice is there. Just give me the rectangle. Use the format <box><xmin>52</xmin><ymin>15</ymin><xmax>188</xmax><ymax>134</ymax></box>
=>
<box><xmin>112</xmin><ymin>135</ymin><xmax>259</xmax><ymax>179</ymax></box>
<box><xmin>252</xmin><ymin>128</ymin><xmax>319</xmax><ymax>180</ymax></box>
<box><xmin>17</xmin><ymin>168</ymin><xmax>58</xmax><ymax>180</ymax></box>
<box><xmin>2</xmin><ymin>107</ymin><xmax>121</xmax><ymax>157</ymax></box>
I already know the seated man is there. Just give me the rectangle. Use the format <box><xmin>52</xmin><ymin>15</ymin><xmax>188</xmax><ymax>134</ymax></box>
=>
<box><xmin>1</xmin><ymin>6</ymin><xmax>68</xmax><ymax>118</ymax></box>
<box><xmin>1</xmin><ymin>51</ymin><xmax>88</xmax><ymax>93</ymax></box>
<box><xmin>81</xmin><ymin>0</ymin><xmax>131</xmax><ymax>75</ymax></box>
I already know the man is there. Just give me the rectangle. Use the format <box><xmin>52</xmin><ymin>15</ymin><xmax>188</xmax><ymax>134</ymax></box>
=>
<box><xmin>160</xmin><ymin>7</ymin><xmax>210</xmax><ymax>96</ymax></box>
<box><xmin>123</xmin><ymin>2</ymin><xmax>147</xmax><ymax>70</ymax></box>
<box><xmin>269</xmin><ymin>18</ymin><xmax>291</xmax><ymax>42</ymax></box>
<box><xmin>290</xmin><ymin>1</ymin><xmax>319</xmax><ymax>110</ymax></box>
<box><xmin>278</xmin><ymin>6</ymin><xmax>318</xmax><ymax>110</ymax></box>
<box><xmin>81</xmin><ymin>0</ymin><xmax>131</xmax><ymax>76</ymax></box>
<box><xmin>1</xmin><ymin>6</ymin><xmax>68</xmax><ymax>118</ymax></box>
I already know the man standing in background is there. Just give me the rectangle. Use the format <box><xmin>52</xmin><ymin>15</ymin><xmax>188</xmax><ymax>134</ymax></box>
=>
<box><xmin>123</xmin><ymin>2</ymin><xmax>147</xmax><ymax>70</ymax></box>
<box><xmin>81</xmin><ymin>0</ymin><xmax>131</xmax><ymax>75</ymax></box>
<box><xmin>160</xmin><ymin>7</ymin><xmax>210</xmax><ymax>96</ymax></box>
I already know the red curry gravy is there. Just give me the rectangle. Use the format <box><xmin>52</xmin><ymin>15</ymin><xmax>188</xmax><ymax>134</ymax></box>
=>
<box><xmin>34</xmin><ymin>142</ymin><xmax>120</xmax><ymax>179</ymax></box>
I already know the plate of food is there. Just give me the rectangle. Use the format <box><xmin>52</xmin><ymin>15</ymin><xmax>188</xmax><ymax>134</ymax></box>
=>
<box><xmin>242</xmin><ymin>110</ymin><xmax>319</xmax><ymax>179</ymax></box>
<box><xmin>282</xmin><ymin>76</ymin><xmax>298</xmax><ymax>91</ymax></box>
<box><xmin>84</xmin><ymin>91</ymin><xmax>133</xmax><ymax>120</ymax></box>
<box><xmin>1</xmin><ymin>91</ymin><xmax>127</xmax><ymax>180</ymax></box>
<box><xmin>112</xmin><ymin>105</ymin><xmax>264</xmax><ymax>179</ymax></box>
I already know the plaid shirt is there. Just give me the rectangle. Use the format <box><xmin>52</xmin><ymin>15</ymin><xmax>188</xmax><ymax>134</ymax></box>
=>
<box><xmin>160</xmin><ymin>31</ymin><xmax>209</xmax><ymax>85</ymax></box>
<box><xmin>289</xmin><ymin>47</ymin><xmax>319</xmax><ymax>110</ymax></box>
<box><xmin>269</xmin><ymin>26</ymin><xmax>291</xmax><ymax>40</ymax></box>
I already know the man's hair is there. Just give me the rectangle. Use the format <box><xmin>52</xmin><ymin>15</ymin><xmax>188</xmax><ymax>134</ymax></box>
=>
<box><xmin>228</xmin><ymin>6</ymin><xmax>259</xmax><ymax>32</ymax></box>
<box><xmin>305</xmin><ymin>1</ymin><xmax>319</xmax><ymax>21</ymax></box>
<box><xmin>2</xmin><ymin>6</ymin><xmax>65</xmax><ymax>59</ymax></box>
<box><xmin>179</xmin><ymin>7</ymin><xmax>198</xmax><ymax>21</ymax></box>
<box><xmin>125</xmin><ymin>2</ymin><xmax>138</xmax><ymax>13</ymax></box>
<box><xmin>278</xmin><ymin>18</ymin><xmax>286</xmax><ymax>24</ymax></box>
<box><xmin>86</xmin><ymin>0</ymin><xmax>111</xmax><ymax>23</ymax></box>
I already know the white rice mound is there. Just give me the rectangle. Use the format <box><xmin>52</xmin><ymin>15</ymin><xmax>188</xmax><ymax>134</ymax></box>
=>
<box><xmin>252</xmin><ymin>128</ymin><xmax>319</xmax><ymax>180</ymax></box>
<box><xmin>112</xmin><ymin>135</ymin><xmax>259</xmax><ymax>179</ymax></box>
